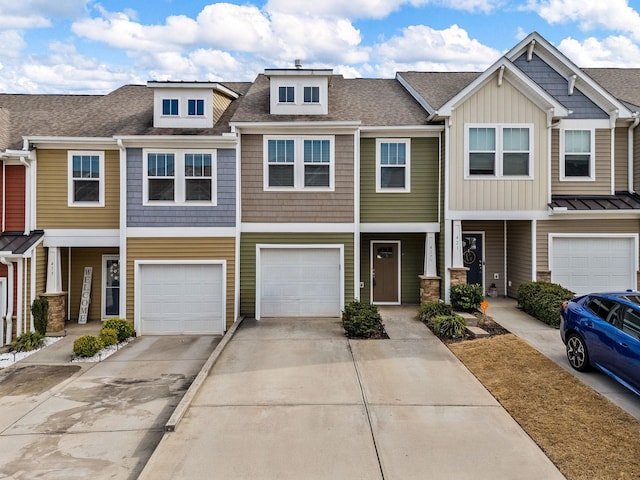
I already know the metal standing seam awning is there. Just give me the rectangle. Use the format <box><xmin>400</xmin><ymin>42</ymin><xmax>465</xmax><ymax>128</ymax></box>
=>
<box><xmin>0</xmin><ymin>231</ymin><xmax>45</xmax><ymax>257</ymax></box>
<box><xmin>549</xmin><ymin>193</ymin><xmax>640</xmax><ymax>211</ymax></box>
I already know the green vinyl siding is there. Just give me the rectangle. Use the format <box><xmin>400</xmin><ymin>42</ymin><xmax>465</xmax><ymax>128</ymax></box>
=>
<box><xmin>360</xmin><ymin>137</ymin><xmax>439</xmax><ymax>223</ymax></box>
<box><xmin>240</xmin><ymin>232</ymin><xmax>355</xmax><ymax>317</ymax></box>
<box><xmin>359</xmin><ymin>233</ymin><xmax>425</xmax><ymax>304</ymax></box>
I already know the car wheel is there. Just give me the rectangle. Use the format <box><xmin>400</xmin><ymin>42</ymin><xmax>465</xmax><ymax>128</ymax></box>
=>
<box><xmin>566</xmin><ymin>333</ymin><xmax>590</xmax><ymax>372</ymax></box>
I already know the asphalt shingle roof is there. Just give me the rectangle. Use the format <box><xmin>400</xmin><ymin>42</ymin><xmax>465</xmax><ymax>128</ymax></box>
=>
<box><xmin>582</xmin><ymin>68</ymin><xmax>640</xmax><ymax>111</ymax></box>
<box><xmin>397</xmin><ymin>71</ymin><xmax>482</xmax><ymax>111</ymax></box>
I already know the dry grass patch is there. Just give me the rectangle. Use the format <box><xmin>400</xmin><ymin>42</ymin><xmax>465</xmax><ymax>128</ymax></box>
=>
<box><xmin>448</xmin><ymin>334</ymin><xmax>640</xmax><ymax>480</ymax></box>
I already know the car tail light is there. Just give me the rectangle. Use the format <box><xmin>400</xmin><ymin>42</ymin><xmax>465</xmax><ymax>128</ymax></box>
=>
<box><xmin>561</xmin><ymin>301</ymin><xmax>568</xmax><ymax>310</ymax></box>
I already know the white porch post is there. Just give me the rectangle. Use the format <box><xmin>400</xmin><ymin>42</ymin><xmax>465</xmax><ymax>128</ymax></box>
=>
<box><xmin>452</xmin><ymin>220</ymin><xmax>464</xmax><ymax>268</ymax></box>
<box><xmin>46</xmin><ymin>246</ymin><xmax>62</xmax><ymax>293</ymax></box>
<box><xmin>424</xmin><ymin>232</ymin><xmax>437</xmax><ymax>277</ymax></box>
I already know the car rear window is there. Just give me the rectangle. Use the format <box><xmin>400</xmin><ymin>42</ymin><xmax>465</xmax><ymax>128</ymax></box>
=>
<box><xmin>585</xmin><ymin>297</ymin><xmax>617</xmax><ymax>321</ymax></box>
<box><xmin>621</xmin><ymin>294</ymin><xmax>640</xmax><ymax>305</ymax></box>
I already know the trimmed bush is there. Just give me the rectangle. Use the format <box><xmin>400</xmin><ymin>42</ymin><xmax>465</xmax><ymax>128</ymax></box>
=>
<box><xmin>417</xmin><ymin>302</ymin><xmax>453</xmax><ymax>322</ymax></box>
<box><xmin>450</xmin><ymin>283</ymin><xmax>483</xmax><ymax>312</ymax></box>
<box><xmin>431</xmin><ymin>314</ymin><xmax>466</xmax><ymax>338</ymax></box>
<box><xmin>11</xmin><ymin>331</ymin><xmax>45</xmax><ymax>352</ymax></box>
<box><xmin>73</xmin><ymin>335</ymin><xmax>104</xmax><ymax>358</ymax></box>
<box><xmin>99</xmin><ymin>327</ymin><xmax>118</xmax><ymax>347</ymax></box>
<box><xmin>102</xmin><ymin>318</ymin><xmax>135</xmax><ymax>342</ymax></box>
<box><xmin>31</xmin><ymin>297</ymin><xmax>49</xmax><ymax>336</ymax></box>
<box><xmin>342</xmin><ymin>301</ymin><xmax>386</xmax><ymax>338</ymax></box>
<box><xmin>517</xmin><ymin>281</ymin><xmax>574</xmax><ymax>328</ymax></box>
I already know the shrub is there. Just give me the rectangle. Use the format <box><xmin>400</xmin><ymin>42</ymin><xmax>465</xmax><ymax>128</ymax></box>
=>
<box><xmin>417</xmin><ymin>302</ymin><xmax>453</xmax><ymax>322</ymax></box>
<box><xmin>450</xmin><ymin>284</ymin><xmax>483</xmax><ymax>312</ymax></box>
<box><xmin>11</xmin><ymin>331</ymin><xmax>45</xmax><ymax>352</ymax></box>
<box><xmin>342</xmin><ymin>301</ymin><xmax>385</xmax><ymax>338</ymax></box>
<box><xmin>431</xmin><ymin>314</ymin><xmax>466</xmax><ymax>338</ymax></box>
<box><xmin>31</xmin><ymin>297</ymin><xmax>49</xmax><ymax>336</ymax></box>
<box><xmin>73</xmin><ymin>335</ymin><xmax>104</xmax><ymax>357</ymax></box>
<box><xmin>102</xmin><ymin>318</ymin><xmax>135</xmax><ymax>342</ymax></box>
<box><xmin>99</xmin><ymin>327</ymin><xmax>118</xmax><ymax>347</ymax></box>
<box><xmin>516</xmin><ymin>281</ymin><xmax>574</xmax><ymax>328</ymax></box>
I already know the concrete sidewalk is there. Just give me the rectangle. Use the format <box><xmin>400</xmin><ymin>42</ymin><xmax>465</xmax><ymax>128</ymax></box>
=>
<box><xmin>486</xmin><ymin>297</ymin><xmax>640</xmax><ymax>420</ymax></box>
<box><xmin>139</xmin><ymin>309</ymin><xmax>564</xmax><ymax>480</ymax></box>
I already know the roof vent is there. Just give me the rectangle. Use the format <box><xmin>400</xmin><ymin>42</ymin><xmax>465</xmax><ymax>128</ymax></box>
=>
<box><xmin>294</xmin><ymin>59</ymin><xmax>302</xmax><ymax>69</ymax></box>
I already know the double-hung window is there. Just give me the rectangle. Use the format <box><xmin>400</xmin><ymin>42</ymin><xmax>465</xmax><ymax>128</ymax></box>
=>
<box><xmin>264</xmin><ymin>136</ymin><xmax>334</xmax><ymax>190</ymax></box>
<box><xmin>304</xmin><ymin>86</ymin><xmax>320</xmax><ymax>103</ymax></box>
<box><xmin>162</xmin><ymin>99</ymin><xmax>178</xmax><ymax>116</ymax></box>
<box><xmin>278</xmin><ymin>86</ymin><xmax>295</xmax><ymax>103</ymax></box>
<box><xmin>68</xmin><ymin>151</ymin><xmax>104</xmax><ymax>206</ymax></box>
<box><xmin>188</xmin><ymin>99</ymin><xmax>204</xmax><ymax>116</ymax></box>
<box><xmin>562</xmin><ymin>129</ymin><xmax>593</xmax><ymax>179</ymax></box>
<box><xmin>466</xmin><ymin>125</ymin><xmax>532</xmax><ymax>178</ymax></box>
<box><xmin>144</xmin><ymin>150</ymin><xmax>216</xmax><ymax>205</ymax></box>
<box><xmin>376</xmin><ymin>139</ymin><xmax>410</xmax><ymax>192</ymax></box>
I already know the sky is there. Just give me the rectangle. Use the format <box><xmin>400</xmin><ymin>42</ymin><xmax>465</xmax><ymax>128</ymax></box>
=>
<box><xmin>2</xmin><ymin>0</ymin><xmax>640</xmax><ymax>94</ymax></box>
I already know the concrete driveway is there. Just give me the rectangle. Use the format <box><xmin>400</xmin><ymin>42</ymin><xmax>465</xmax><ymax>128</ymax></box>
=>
<box><xmin>0</xmin><ymin>323</ymin><xmax>220</xmax><ymax>480</ymax></box>
<box><xmin>139</xmin><ymin>311</ymin><xmax>564</xmax><ymax>480</ymax></box>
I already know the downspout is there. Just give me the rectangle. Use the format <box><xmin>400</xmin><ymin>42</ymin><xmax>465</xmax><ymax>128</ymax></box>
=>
<box><xmin>1</xmin><ymin>258</ymin><xmax>14</xmax><ymax>345</ymax></box>
<box><xmin>117</xmin><ymin>139</ymin><xmax>127</xmax><ymax>322</ymax></box>
<box><xmin>19</xmin><ymin>156</ymin><xmax>30</xmax><ymax>235</ymax></box>
<box><xmin>444</xmin><ymin>118</ymin><xmax>452</xmax><ymax>303</ymax></box>
<box><xmin>628</xmin><ymin>116</ymin><xmax>639</xmax><ymax>193</ymax></box>
<box><xmin>354</xmin><ymin>127</ymin><xmax>361</xmax><ymax>302</ymax></box>
<box><xmin>234</xmin><ymin>129</ymin><xmax>242</xmax><ymax>324</ymax></box>
<box><xmin>2</xmin><ymin>160</ymin><xmax>5</xmax><ymax>232</ymax></box>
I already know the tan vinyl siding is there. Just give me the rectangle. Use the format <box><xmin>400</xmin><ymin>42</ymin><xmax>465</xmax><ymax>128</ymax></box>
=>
<box><xmin>449</xmin><ymin>77</ymin><xmax>549</xmax><ymax>211</ymax></box>
<box><xmin>126</xmin><ymin>237</ymin><xmax>235</xmax><ymax>329</ymax></box>
<box><xmin>462</xmin><ymin>221</ymin><xmax>505</xmax><ymax>295</ymax></box>
<box><xmin>536</xmin><ymin>219</ymin><xmax>640</xmax><ymax>272</ymax></box>
<box><xmin>241</xmin><ymin>134</ymin><xmax>354</xmax><ymax>223</ymax></box>
<box><xmin>360</xmin><ymin>137</ymin><xmax>439</xmax><ymax>223</ymax></box>
<box><xmin>240</xmin><ymin>232</ymin><xmax>354</xmax><ymax>317</ymax></box>
<box><xmin>36</xmin><ymin>149</ymin><xmax>120</xmax><ymax>229</ymax></box>
<box><xmin>213</xmin><ymin>92</ymin><xmax>232</xmax><ymax>125</ymax></box>
<box><xmin>68</xmin><ymin>248</ymin><xmax>118</xmax><ymax>322</ymax></box>
<box><xmin>506</xmin><ymin>221</ymin><xmax>532</xmax><ymax>297</ymax></box>
<box><xmin>551</xmin><ymin>129</ymin><xmax>612</xmax><ymax>195</ymax></box>
<box><xmin>35</xmin><ymin>243</ymin><xmax>46</xmax><ymax>299</ymax></box>
<box><xmin>360</xmin><ymin>233</ymin><xmax>425</xmax><ymax>304</ymax></box>
<box><xmin>615</xmin><ymin>126</ymin><xmax>629</xmax><ymax>192</ymax></box>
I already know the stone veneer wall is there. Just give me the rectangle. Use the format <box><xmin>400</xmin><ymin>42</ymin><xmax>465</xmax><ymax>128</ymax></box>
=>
<box><xmin>419</xmin><ymin>275</ymin><xmax>441</xmax><ymax>303</ymax></box>
<box><xmin>41</xmin><ymin>292</ymin><xmax>67</xmax><ymax>335</ymax></box>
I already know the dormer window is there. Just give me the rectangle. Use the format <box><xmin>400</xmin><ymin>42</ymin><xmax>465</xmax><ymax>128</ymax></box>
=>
<box><xmin>162</xmin><ymin>99</ymin><xmax>179</xmax><ymax>116</ymax></box>
<box><xmin>304</xmin><ymin>86</ymin><xmax>320</xmax><ymax>103</ymax></box>
<box><xmin>279</xmin><ymin>86</ymin><xmax>295</xmax><ymax>103</ymax></box>
<box><xmin>188</xmin><ymin>99</ymin><xmax>204</xmax><ymax>116</ymax></box>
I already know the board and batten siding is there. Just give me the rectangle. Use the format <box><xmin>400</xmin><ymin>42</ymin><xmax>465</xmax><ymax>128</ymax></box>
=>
<box><xmin>126</xmin><ymin>237</ymin><xmax>235</xmax><ymax>329</ymax></box>
<box><xmin>360</xmin><ymin>137</ymin><xmax>439</xmax><ymax>223</ymax></box>
<box><xmin>462</xmin><ymin>221</ymin><xmax>505</xmax><ymax>295</ymax></box>
<box><xmin>240</xmin><ymin>134</ymin><xmax>354</xmax><ymax>223</ymax></box>
<box><xmin>551</xmin><ymin>129</ymin><xmax>612</xmax><ymax>195</ymax></box>
<box><xmin>359</xmin><ymin>233</ymin><xmax>425</xmax><ymax>304</ymax></box>
<box><xmin>615</xmin><ymin>126</ymin><xmax>629</xmax><ymax>192</ymax></box>
<box><xmin>36</xmin><ymin>149</ymin><xmax>119</xmax><ymax>229</ymax></box>
<box><xmin>127</xmin><ymin>148</ymin><xmax>236</xmax><ymax>228</ymax></box>
<box><xmin>240</xmin><ymin>232</ymin><xmax>354</xmax><ymax>317</ymax></box>
<box><xmin>506</xmin><ymin>221</ymin><xmax>533</xmax><ymax>298</ymax></box>
<box><xmin>448</xmin><ymin>77</ymin><xmax>549</xmax><ymax>212</ymax></box>
<box><xmin>536</xmin><ymin>219</ymin><xmax>640</xmax><ymax>272</ymax></box>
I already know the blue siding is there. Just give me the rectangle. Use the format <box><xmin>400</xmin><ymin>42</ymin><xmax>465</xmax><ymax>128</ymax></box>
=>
<box><xmin>127</xmin><ymin>148</ymin><xmax>236</xmax><ymax>227</ymax></box>
<box><xmin>514</xmin><ymin>53</ymin><xmax>607</xmax><ymax>119</ymax></box>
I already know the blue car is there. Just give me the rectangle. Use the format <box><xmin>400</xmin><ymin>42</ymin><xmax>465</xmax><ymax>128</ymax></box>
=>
<box><xmin>560</xmin><ymin>291</ymin><xmax>640</xmax><ymax>396</ymax></box>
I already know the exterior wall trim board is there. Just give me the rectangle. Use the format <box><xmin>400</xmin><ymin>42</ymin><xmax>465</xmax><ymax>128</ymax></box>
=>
<box><xmin>44</xmin><ymin>229</ymin><xmax>120</xmax><ymax>247</ymax></box>
<box><xmin>126</xmin><ymin>227</ymin><xmax>236</xmax><ymax>237</ymax></box>
<box><xmin>360</xmin><ymin>223</ymin><xmax>439</xmax><ymax>233</ymax></box>
<box><xmin>241</xmin><ymin>223</ymin><xmax>355</xmax><ymax>233</ymax></box>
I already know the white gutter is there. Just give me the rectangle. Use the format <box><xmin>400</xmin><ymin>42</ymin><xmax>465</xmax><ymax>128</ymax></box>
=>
<box><xmin>354</xmin><ymin>128</ymin><xmax>361</xmax><ymax>301</ymax></box>
<box><xmin>629</xmin><ymin>115</ymin><xmax>640</xmax><ymax>193</ymax></box>
<box><xmin>234</xmin><ymin>128</ymin><xmax>242</xmax><ymax>326</ymax></box>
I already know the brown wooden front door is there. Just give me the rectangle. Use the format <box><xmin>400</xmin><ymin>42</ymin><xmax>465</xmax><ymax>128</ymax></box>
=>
<box><xmin>372</xmin><ymin>242</ymin><xmax>399</xmax><ymax>303</ymax></box>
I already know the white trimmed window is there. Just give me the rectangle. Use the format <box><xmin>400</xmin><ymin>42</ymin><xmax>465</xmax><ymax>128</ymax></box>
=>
<box><xmin>162</xmin><ymin>99</ymin><xmax>178</xmax><ymax>116</ymax></box>
<box><xmin>278</xmin><ymin>86</ymin><xmax>295</xmax><ymax>103</ymax></box>
<box><xmin>465</xmin><ymin>125</ymin><xmax>532</xmax><ymax>178</ymax></box>
<box><xmin>144</xmin><ymin>150</ymin><xmax>216</xmax><ymax>205</ymax></box>
<box><xmin>304</xmin><ymin>86</ymin><xmax>320</xmax><ymax>103</ymax></box>
<box><xmin>561</xmin><ymin>129</ymin><xmax>594</xmax><ymax>180</ymax></box>
<box><xmin>376</xmin><ymin>139</ymin><xmax>411</xmax><ymax>192</ymax></box>
<box><xmin>187</xmin><ymin>99</ymin><xmax>205</xmax><ymax>116</ymax></box>
<box><xmin>68</xmin><ymin>151</ymin><xmax>105</xmax><ymax>206</ymax></box>
<box><xmin>264</xmin><ymin>136</ymin><xmax>334</xmax><ymax>191</ymax></box>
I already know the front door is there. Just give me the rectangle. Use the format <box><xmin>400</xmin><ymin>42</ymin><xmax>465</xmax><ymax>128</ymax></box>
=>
<box><xmin>462</xmin><ymin>233</ymin><xmax>483</xmax><ymax>288</ymax></box>
<box><xmin>372</xmin><ymin>242</ymin><xmax>400</xmax><ymax>304</ymax></box>
<box><xmin>102</xmin><ymin>255</ymin><xmax>120</xmax><ymax>318</ymax></box>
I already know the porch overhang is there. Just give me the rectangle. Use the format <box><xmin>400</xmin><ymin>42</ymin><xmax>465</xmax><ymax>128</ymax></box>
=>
<box><xmin>0</xmin><ymin>230</ymin><xmax>44</xmax><ymax>257</ymax></box>
<box><xmin>549</xmin><ymin>193</ymin><xmax>640</xmax><ymax>213</ymax></box>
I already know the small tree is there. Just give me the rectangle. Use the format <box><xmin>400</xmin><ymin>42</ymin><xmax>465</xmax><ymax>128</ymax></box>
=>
<box><xmin>31</xmin><ymin>297</ymin><xmax>49</xmax><ymax>336</ymax></box>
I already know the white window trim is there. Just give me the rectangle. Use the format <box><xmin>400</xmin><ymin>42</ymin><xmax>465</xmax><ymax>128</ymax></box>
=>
<box><xmin>67</xmin><ymin>150</ymin><xmax>105</xmax><ymax>207</ymax></box>
<box><xmin>303</xmin><ymin>86</ymin><xmax>320</xmax><ymax>104</ymax></box>
<box><xmin>559</xmin><ymin>128</ymin><xmax>596</xmax><ymax>182</ymax></box>
<box><xmin>262</xmin><ymin>135</ymin><xmax>335</xmax><ymax>192</ymax></box>
<box><xmin>187</xmin><ymin>98</ymin><xmax>205</xmax><ymax>117</ymax></box>
<box><xmin>464</xmin><ymin>124</ymin><xmax>534</xmax><ymax>180</ymax></box>
<box><xmin>162</xmin><ymin>98</ymin><xmax>179</xmax><ymax>117</ymax></box>
<box><xmin>376</xmin><ymin>138</ymin><xmax>411</xmax><ymax>193</ymax></box>
<box><xmin>143</xmin><ymin>149</ymin><xmax>217</xmax><ymax>206</ymax></box>
<box><xmin>277</xmin><ymin>86</ymin><xmax>295</xmax><ymax>104</ymax></box>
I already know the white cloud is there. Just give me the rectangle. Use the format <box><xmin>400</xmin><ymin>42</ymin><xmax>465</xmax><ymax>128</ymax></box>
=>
<box><xmin>526</xmin><ymin>0</ymin><xmax>640</xmax><ymax>40</ymax></box>
<box><xmin>0</xmin><ymin>30</ymin><xmax>26</xmax><ymax>57</ymax></box>
<box><xmin>0</xmin><ymin>0</ymin><xmax>88</xmax><ymax>29</ymax></box>
<box><xmin>557</xmin><ymin>35</ymin><xmax>640</xmax><ymax>67</ymax></box>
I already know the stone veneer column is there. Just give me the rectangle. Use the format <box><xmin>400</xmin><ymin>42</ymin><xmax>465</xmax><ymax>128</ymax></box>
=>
<box><xmin>536</xmin><ymin>271</ymin><xmax>551</xmax><ymax>283</ymax></box>
<box><xmin>40</xmin><ymin>292</ymin><xmax>67</xmax><ymax>335</ymax></box>
<box><xmin>449</xmin><ymin>267</ymin><xmax>469</xmax><ymax>288</ymax></box>
<box><xmin>419</xmin><ymin>275</ymin><xmax>441</xmax><ymax>303</ymax></box>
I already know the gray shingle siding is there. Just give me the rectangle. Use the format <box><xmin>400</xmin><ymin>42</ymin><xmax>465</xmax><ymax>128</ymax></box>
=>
<box><xmin>126</xmin><ymin>147</ymin><xmax>236</xmax><ymax>228</ymax></box>
<box><xmin>514</xmin><ymin>53</ymin><xmax>607</xmax><ymax>119</ymax></box>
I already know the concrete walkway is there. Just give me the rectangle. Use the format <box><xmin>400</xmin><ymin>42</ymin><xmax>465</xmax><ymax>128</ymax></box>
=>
<box><xmin>486</xmin><ymin>297</ymin><xmax>640</xmax><ymax>420</ymax></box>
<box><xmin>139</xmin><ymin>309</ymin><xmax>564</xmax><ymax>480</ymax></box>
<box><xmin>0</xmin><ymin>320</ymin><xmax>220</xmax><ymax>479</ymax></box>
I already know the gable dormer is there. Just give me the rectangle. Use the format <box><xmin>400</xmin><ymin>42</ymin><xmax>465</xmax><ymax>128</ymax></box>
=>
<box><xmin>266</xmin><ymin>66</ymin><xmax>332</xmax><ymax>115</ymax></box>
<box><xmin>148</xmin><ymin>81</ymin><xmax>239</xmax><ymax>128</ymax></box>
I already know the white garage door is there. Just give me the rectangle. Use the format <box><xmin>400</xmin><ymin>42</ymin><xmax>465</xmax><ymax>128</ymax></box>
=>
<box><xmin>551</xmin><ymin>237</ymin><xmax>637</xmax><ymax>295</ymax></box>
<box><xmin>139</xmin><ymin>263</ymin><xmax>224</xmax><ymax>335</ymax></box>
<box><xmin>259</xmin><ymin>248</ymin><xmax>341</xmax><ymax>318</ymax></box>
